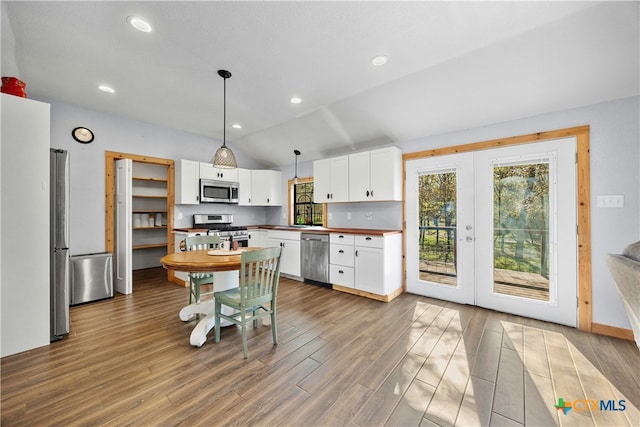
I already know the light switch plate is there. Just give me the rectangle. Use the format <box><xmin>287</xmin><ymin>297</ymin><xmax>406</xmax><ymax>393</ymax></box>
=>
<box><xmin>596</xmin><ymin>195</ymin><xmax>624</xmax><ymax>208</ymax></box>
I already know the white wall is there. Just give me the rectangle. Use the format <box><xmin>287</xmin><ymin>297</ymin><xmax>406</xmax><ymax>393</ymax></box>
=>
<box><xmin>1</xmin><ymin>95</ymin><xmax>51</xmax><ymax>357</ymax></box>
<box><xmin>400</xmin><ymin>96</ymin><xmax>639</xmax><ymax>331</ymax></box>
<box><xmin>37</xmin><ymin>95</ymin><xmax>640</xmax><ymax>332</ymax></box>
<box><xmin>271</xmin><ymin>96</ymin><xmax>640</xmax><ymax>330</ymax></box>
<box><xmin>42</xmin><ymin>99</ymin><xmax>269</xmax><ymax>256</ymax></box>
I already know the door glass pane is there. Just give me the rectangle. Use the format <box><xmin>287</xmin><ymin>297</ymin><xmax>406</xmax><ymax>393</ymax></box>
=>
<box><xmin>418</xmin><ymin>172</ymin><xmax>457</xmax><ymax>286</ymax></box>
<box><xmin>493</xmin><ymin>161</ymin><xmax>550</xmax><ymax>301</ymax></box>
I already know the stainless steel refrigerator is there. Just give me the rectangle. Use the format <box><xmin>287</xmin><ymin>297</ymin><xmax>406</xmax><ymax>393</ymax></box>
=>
<box><xmin>50</xmin><ymin>148</ymin><xmax>70</xmax><ymax>341</ymax></box>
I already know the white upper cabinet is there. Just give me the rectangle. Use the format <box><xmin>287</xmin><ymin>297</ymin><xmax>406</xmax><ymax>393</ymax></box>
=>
<box><xmin>175</xmin><ymin>159</ymin><xmax>200</xmax><ymax>205</ymax></box>
<box><xmin>313</xmin><ymin>155</ymin><xmax>349</xmax><ymax>203</ymax></box>
<box><xmin>199</xmin><ymin>162</ymin><xmax>238</xmax><ymax>182</ymax></box>
<box><xmin>251</xmin><ymin>170</ymin><xmax>282</xmax><ymax>206</ymax></box>
<box><xmin>349</xmin><ymin>147</ymin><xmax>402</xmax><ymax>202</ymax></box>
<box><xmin>175</xmin><ymin>160</ymin><xmax>280</xmax><ymax>206</ymax></box>
<box><xmin>237</xmin><ymin>168</ymin><xmax>252</xmax><ymax>206</ymax></box>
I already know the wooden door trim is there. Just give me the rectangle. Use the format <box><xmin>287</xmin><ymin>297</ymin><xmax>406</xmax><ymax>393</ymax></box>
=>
<box><xmin>402</xmin><ymin>125</ymin><xmax>592</xmax><ymax>332</ymax></box>
<box><xmin>287</xmin><ymin>177</ymin><xmax>328</xmax><ymax>227</ymax></box>
<box><xmin>105</xmin><ymin>151</ymin><xmax>175</xmax><ymax>280</ymax></box>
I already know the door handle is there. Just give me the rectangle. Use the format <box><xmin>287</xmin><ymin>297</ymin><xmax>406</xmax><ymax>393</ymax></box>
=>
<box><xmin>466</xmin><ymin>236</ymin><xmax>474</xmax><ymax>242</ymax></box>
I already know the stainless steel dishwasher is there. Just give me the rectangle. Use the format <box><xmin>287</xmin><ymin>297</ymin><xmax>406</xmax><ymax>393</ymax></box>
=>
<box><xmin>301</xmin><ymin>232</ymin><xmax>329</xmax><ymax>285</ymax></box>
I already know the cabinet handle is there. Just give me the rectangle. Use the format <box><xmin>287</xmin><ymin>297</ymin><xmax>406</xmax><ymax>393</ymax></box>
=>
<box><xmin>267</xmin><ymin>198</ymin><xmax>270</xmax><ymax>203</ymax></box>
<box><xmin>365</xmin><ymin>237</ymin><xmax>372</xmax><ymax>240</ymax></box>
<box><xmin>196</xmin><ymin>195</ymin><xmax>199</xmax><ymax>201</ymax></box>
<box><xmin>327</xmin><ymin>193</ymin><xmax>330</xmax><ymax>199</ymax></box>
<box><xmin>370</xmin><ymin>190</ymin><xmax>374</xmax><ymax>197</ymax></box>
<box><xmin>338</xmin><ymin>235</ymin><xmax>344</xmax><ymax>238</ymax></box>
<box><xmin>355</xmin><ymin>250</ymin><xmax>358</xmax><ymax>257</ymax></box>
<box><xmin>338</xmin><ymin>249</ymin><xmax>344</xmax><ymax>253</ymax></box>
<box><xmin>338</xmin><ymin>270</ymin><xmax>344</xmax><ymax>274</ymax></box>
<box><xmin>366</xmin><ymin>190</ymin><xmax>370</xmax><ymax>197</ymax></box>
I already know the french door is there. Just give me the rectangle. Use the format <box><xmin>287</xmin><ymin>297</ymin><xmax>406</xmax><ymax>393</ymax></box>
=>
<box><xmin>405</xmin><ymin>138</ymin><xmax>577</xmax><ymax>326</ymax></box>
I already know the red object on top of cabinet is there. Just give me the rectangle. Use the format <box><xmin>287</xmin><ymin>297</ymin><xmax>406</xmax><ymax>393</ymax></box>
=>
<box><xmin>1</xmin><ymin>77</ymin><xmax>27</xmax><ymax>97</ymax></box>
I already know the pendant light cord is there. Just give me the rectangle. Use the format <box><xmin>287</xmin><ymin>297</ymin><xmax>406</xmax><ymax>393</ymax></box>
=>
<box><xmin>222</xmin><ymin>74</ymin><xmax>227</xmax><ymax>147</ymax></box>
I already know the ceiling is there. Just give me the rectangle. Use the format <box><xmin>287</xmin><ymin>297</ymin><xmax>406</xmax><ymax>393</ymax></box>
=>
<box><xmin>2</xmin><ymin>1</ymin><xmax>638</xmax><ymax>168</ymax></box>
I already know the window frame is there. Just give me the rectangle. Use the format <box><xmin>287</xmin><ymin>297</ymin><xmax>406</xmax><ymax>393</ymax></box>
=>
<box><xmin>288</xmin><ymin>177</ymin><xmax>327</xmax><ymax>227</ymax></box>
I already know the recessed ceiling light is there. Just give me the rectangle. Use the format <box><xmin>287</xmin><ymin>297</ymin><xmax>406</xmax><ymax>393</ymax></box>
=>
<box><xmin>98</xmin><ymin>85</ymin><xmax>115</xmax><ymax>93</ymax></box>
<box><xmin>232</xmin><ymin>123</ymin><xmax>242</xmax><ymax>129</ymax></box>
<box><xmin>127</xmin><ymin>16</ymin><xmax>152</xmax><ymax>33</ymax></box>
<box><xmin>290</xmin><ymin>97</ymin><xmax>302</xmax><ymax>104</ymax></box>
<box><xmin>370</xmin><ymin>55</ymin><xmax>388</xmax><ymax>66</ymax></box>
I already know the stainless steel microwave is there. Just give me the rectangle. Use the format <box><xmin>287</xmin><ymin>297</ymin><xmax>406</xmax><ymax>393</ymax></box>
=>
<box><xmin>199</xmin><ymin>179</ymin><xmax>239</xmax><ymax>203</ymax></box>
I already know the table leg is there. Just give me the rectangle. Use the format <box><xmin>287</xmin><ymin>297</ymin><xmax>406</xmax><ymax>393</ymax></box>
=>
<box><xmin>190</xmin><ymin>314</ymin><xmax>216</xmax><ymax>347</ymax></box>
<box><xmin>179</xmin><ymin>301</ymin><xmax>212</xmax><ymax>321</ymax></box>
<box><xmin>182</xmin><ymin>270</ymin><xmax>239</xmax><ymax>347</ymax></box>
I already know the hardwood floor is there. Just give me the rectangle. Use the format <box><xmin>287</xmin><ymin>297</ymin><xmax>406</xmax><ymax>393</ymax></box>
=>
<box><xmin>2</xmin><ymin>268</ymin><xmax>639</xmax><ymax>426</ymax></box>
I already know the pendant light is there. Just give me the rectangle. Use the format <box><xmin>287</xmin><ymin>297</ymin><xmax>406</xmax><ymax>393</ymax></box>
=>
<box><xmin>293</xmin><ymin>149</ymin><xmax>301</xmax><ymax>184</ymax></box>
<box><xmin>211</xmin><ymin>69</ymin><xmax>237</xmax><ymax>169</ymax></box>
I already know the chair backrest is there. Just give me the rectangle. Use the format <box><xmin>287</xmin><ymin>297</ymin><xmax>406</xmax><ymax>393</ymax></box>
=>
<box><xmin>239</xmin><ymin>247</ymin><xmax>282</xmax><ymax>307</ymax></box>
<box><xmin>184</xmin><ymin>235</ymin><xmax>221</xmax><ymax>251</ymax></box>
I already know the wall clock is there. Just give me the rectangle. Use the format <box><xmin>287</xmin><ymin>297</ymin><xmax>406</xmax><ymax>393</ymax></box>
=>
<box><xmin>72</xmin><ymin>127</ymin><xmax>94</xmax><ymax>144</ymax></box>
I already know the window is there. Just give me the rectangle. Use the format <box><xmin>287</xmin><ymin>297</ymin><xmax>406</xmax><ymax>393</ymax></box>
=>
<box><xmin>288</xmin><ymin>177</ymin><xmax>325</xmax><ymax>226</ymax></box>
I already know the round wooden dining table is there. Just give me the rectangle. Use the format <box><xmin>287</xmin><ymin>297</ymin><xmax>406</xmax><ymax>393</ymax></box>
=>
<box><xmin>160</xmin><ymin>248</ymin><xmax>255</xmax><ymax>347</ymax></box>
<box><xmin>160</xmin><ymin>249</ymin><xmax>245</xmax><ymax>272</ymax></box>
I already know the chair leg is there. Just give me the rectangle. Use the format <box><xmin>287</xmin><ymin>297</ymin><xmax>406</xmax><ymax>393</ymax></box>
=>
<box><xmin>271</xmin><ymin>310</ymin><xmax>277</xmax><ymax>345</ymax></box>
<box><xmin>214</xmin><ymin>299</ymin><xmax>221</xmax><ymax>343</ymax></box>
<box><xmin>241</xmin><ymin>310</ymin><xmax>248</xmax><ymax>358</ymax></box>
<box><xmin>253</xmin><ymin>308</ymin><xmax>258</xmax><ymax>328</ymax></box>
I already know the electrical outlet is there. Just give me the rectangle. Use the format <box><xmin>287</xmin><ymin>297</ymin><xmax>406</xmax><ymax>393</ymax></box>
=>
<box><xmin>328</xmin><ymin>213</ymin><xmax>333</xmax><ymax>220</ymax></box>
<box><xmin>346</xmin><ymin>212</ymin><xmax>351</xmax><ymax>220</ymax></box>
<box><xmin>597</xmin><ymin>195</ymin><xmax>624</xmax><ymax>208</ymax></box>
<box><xmin>177</xmin><ymin>212</ymin><xmax>183</xmax><ymax>220</ymax></box>
<box><xmin>366</xmin><ymin>212</ymin><xmax>373</xmax><ymax>221</ymax></box>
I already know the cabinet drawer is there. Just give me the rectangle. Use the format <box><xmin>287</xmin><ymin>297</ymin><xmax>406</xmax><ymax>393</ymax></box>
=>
<box><xmin>330</xmin><ymin>244</ymin><xmax>354</xmax><ymax>267</ymax></box>
<box><xmin>330</xmin><ymin>233</ymin><xmax>354</xmax><ymax>245</ymax></box>
<box><xmin>268</xmin><ymin>230</ymin><xmax>301</xmax><ymax>241</ymax></box>
<box><xmin>330</xmin><ymin>264</ymin><xmax>354</xmax><ymax>288</ymax></box>
<box><xmin>354</xmin><ymin>235</ymin><xmax>384</xmax><ymax>248</ymax></box>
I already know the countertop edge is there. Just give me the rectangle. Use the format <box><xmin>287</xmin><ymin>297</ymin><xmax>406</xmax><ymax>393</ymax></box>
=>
<box><xmin>246</xmin><ymin>225</ymin><xmax>402</xmax><ymax>236</ymax></box>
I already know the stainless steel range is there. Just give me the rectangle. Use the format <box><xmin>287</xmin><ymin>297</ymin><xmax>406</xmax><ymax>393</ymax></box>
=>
<box><xmin>193</xmin><ymin>214</ymin><xmax>249</xmax><ymax>247</ymax></box>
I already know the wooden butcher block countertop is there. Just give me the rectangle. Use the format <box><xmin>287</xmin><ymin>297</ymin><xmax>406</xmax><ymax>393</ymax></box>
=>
<box><xmin>247</xmin><ymin>225</ymin><xmax>401</xmax><ymax>236</ymax></box>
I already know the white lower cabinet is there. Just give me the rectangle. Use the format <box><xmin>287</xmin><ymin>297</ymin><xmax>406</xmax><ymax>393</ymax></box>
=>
<box><xmin>329</xmin><ymin>234</ymin><xmax>355</xmax><ymax>288</ymax></box>
<box><xmin>268</xmin><ymin>230</ymin><xmax>301</xmax><ymax>277</ymax></box>
<box><xmin>330</xmin><ymin>232</ymin><xmax>402</xmax><ymax>298</ymax></box>
<box><xmin>354</xmin><ymin>244</ymin><xmax>384</xmax><ymax>295</ymax></box>
<box><xmin>248</xmin><ymin>229</ymin><xmax>269</xmax><ymax>248</ymax></box>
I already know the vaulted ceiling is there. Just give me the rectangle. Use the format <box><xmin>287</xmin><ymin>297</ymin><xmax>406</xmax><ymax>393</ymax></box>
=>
<box><xmin>2</xmin><ymin>1</ymin><xmax>638</xmax><ymax>167</ymax></box>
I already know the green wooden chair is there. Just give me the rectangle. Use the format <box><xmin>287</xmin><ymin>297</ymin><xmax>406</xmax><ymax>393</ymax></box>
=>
<box><xmin>184</xmin><ymin>235</ymin><xmax>221</xmax><ymax>304</ymax></box>
<box><xmin>214</xmin><ymin>246</ymin><xmax>282</xmax><ymax>358</ymax></box>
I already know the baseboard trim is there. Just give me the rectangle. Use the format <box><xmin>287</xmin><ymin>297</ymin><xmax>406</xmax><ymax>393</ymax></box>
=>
<box><xmin>332</xmin><ymin>285</ymin><xmax>403</xmax><ymax>302</ymax></box>
<box><xmin>591</xmin><ymin>322</ymin><xmax>635</xmax><ymax>342</ymax></box>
